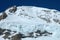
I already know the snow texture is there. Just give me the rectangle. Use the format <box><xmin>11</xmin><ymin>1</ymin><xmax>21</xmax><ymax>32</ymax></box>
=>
<box><xmin>0</xmin><ymin>6</ymin><xmax>60</xmax><ymax>40</ymax></box>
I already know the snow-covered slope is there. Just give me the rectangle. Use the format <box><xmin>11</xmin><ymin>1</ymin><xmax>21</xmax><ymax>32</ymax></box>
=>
<box><xmin>0</xmin><ymin>6</ymin><xmax>60</xmax><ymax>40</ymax></box>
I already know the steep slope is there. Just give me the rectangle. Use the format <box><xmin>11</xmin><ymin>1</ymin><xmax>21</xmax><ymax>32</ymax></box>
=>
<box><xmin>0</xmin><ymin>6</ymin><xmax>60</xmax><ymax>40</ymax></box>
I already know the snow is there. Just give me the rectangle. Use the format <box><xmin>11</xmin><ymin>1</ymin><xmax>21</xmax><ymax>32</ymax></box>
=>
<box><xmin>0</xmin><ymin>6</ymin><xmax>60</xmax><ymax>40</ymax></box>
<box><xmin>0</xmin><ymin>35</ymin><xmax>5</xmax><ymax>40</ymax></box>
<box><xmin>0</xmin><ymin>37</ymin><xmax>4</xmax><ymax>40</ymax></box>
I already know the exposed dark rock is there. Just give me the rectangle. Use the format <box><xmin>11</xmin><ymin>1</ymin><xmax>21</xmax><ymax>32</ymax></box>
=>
<box><xmin>13</xmin><ymin>31</ymin><xmax>16</xmax><ymax>33</ymax></box>
<box><xmin>9</xmin><ymin>6</ymin><xmax>17</xmax><ymax>13</ymax></box>
<box><xmin>0</xmin><ymin>28</ymin><xmax>6</xmax><ymax>32</ymax></box>
<box><xmin>0</xmin><ymin>28</ymin><xmax>6</xmax><ymax>35</ymax></box>
<box><xmin>28</xmin><ymin>32</ymin><xmax>34</xmax><ymax>37</ymax></box>
<box><xmin>42</xmin><ymin>10</ymin><xmax>50</xmax><ymax>12</ymax></box>
<box><xmin>40</xmin><ymin>30</ymin><xmax>52</xmax><ymax>36</ymax></box>
<box><xmin>38</xmin><ymin>16</ymin><xmax>51</xmax><ymax>23</ymax></box>
<box><xmin>2</xmin><ymin>12</ymin><xmax>7</xmax><ymax>19</ymax></box>
<box><xmin>21</xmin><ymin>30</ymin><xmax>52</xmax><ymax>38</ymax></box>
<box><xmin>20</xmin><ymin>32</ymin><xmax>34</xmax><ymax>38</ymax></box>
<box><xmin>53</xmin><ymin>19</ymin><xmax>60</xmax><ymax>24</ymax></box>
<box><xmin>35</xmin><ymin>30</ymin><xmax>42</xmax><ymax>36</ymax></box>
<box><xmin>0</xmin><ymin>15</ymin><xmax>3</xmax><ymax>20</ymax></box>
<box><xmin>53</xmin><ymin>19</ymin><xmax>60</xmax><ymax>23</ymax></box>
<box><xmin>40</xmin><ymin>18</ymin><xmax>51</xmax><ymax>23</ymax></box>
<box><xmin>35</xmin><ymin>30</ymin><xmax>41</xmax><ymax>33</ymax></box>
<box><xmin>7</xmin><ymin>29</ymin><xmax>11</xmax><ymax>32</ymax></box>
<box><xmin>0</xmin><ymin>12</ymin><xmax>7</xmax><ymax>20</ymax></box>
<box><xmin>53</xmin><ymin>10</ymin><xmax>58</xmax><ymax>13</ymax></box>
<box><xmin>3</xmin><ymin>32</ymin><xmax>11</xmax><ymax>39</ymax></box>
<box><xmin>11</xmin><ymin>33</ymin><xmax>22</xmax><ymax>40</ymax></box>
<box><xmin>0</xmin><ymin>28</ymin><xmax>53</xmax><ymax>39</ymax></box>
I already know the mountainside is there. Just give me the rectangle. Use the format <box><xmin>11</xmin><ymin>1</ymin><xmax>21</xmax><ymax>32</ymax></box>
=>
<box><xmin>0</xmin><ymin>6</ymin><xmax>60</xmax><ymax>40</ymax></box>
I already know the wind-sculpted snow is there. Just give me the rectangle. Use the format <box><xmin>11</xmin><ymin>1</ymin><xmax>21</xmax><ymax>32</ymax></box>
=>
<box><xmin>0</xmin><ymin>6</ymin><xmax>60</xmax><ymax>40</ymax></box>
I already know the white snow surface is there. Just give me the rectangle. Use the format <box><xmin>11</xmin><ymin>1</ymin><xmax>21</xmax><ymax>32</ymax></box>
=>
<box><xmin>0</xmin><ymin>6</ymin><xmax>60</xmax><ymax>40</ymax></box>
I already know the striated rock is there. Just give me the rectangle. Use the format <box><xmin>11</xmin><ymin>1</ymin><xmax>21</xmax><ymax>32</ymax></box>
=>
<box><xmin>0</xmin><ymin>28</ymin><xmax>6</xmax><ymax>35</ymax></box>
<box><xmin>2</xmin><ymin>12</ymin><xmax>7</xmax><ymax>19</ymax></box>
<box><xmin>3</xmin><ymin>32</ymin><xmax>11</xmax><ymax>39</ymax></box>
<box><xmin>9</xmin><ymin>6</ymin><xmax>17</xmax><ymax>13</ymax></box>
<box><xmin>0</xmin><ymin>12</ymin><xmax>7</xmax><ymax>20</ymax></box>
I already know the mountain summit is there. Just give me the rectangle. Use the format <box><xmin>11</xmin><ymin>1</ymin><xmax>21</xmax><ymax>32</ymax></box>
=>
<box><xmin>0</xmin><ymin>6</ymin><xmax>60</xmax><ymax>40</ymax></box>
